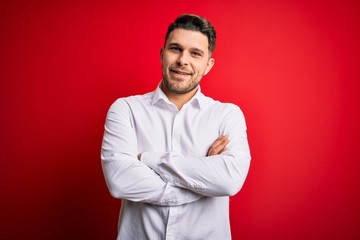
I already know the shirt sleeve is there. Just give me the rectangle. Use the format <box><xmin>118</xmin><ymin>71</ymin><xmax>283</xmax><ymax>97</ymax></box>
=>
<box><xmin>101</xmin><ymin>99</ymin><xmax>202</xmax><ymax>206</ymax></box>
<box><xmin>141</xmin><ymin>105</ymin><xmax>251</xmax><ymax>197</ymax></box>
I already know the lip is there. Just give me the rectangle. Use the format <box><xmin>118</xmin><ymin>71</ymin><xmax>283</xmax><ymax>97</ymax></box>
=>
<box><xmin>170</xmin><ymin>68</ymin><xmax>192</xmax><ymax>76</ymax></box>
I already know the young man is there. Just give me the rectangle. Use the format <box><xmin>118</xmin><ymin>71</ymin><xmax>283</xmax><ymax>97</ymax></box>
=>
<box><xmin>101</xmin><ymin>14</ymin><xmax>251</xmax><ymax>240</ymax></box>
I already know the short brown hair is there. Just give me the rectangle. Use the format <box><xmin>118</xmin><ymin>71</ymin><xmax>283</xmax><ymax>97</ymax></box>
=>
<box><xmin>165</xmin><ymin>14</ymin><xmax>216</xmax><ymax>54</ymax></box>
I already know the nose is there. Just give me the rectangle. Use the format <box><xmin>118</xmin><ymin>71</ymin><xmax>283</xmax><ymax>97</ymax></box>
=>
<box><xmin>176</xmin><ymin>52</ymin><xmax>189</xmax><ymax>66</ymax></box>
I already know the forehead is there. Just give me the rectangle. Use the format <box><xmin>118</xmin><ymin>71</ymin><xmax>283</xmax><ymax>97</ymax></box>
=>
<box><xmin>166</xmin><ymin>28</ymin><xmax>209</xmax><ymax>52</ymax></box>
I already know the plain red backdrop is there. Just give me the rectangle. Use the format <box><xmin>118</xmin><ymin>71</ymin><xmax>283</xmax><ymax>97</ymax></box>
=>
<box><xmin>1</xmin><ymin>0</ymin><xmax>359</xmax><ymax>239</ymax></box>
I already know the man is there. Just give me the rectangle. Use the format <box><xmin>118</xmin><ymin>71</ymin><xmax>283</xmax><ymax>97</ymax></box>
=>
<box><xmin>101</xmin><ymin>14</ymin><xmax>251</xmax><ymax>240</ymax></box>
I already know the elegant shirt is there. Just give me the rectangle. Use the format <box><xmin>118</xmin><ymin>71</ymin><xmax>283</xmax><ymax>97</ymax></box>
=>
<box><xmin>101</xmin><ymin>85</ymin><xmax>251</xmax><ymax>240</ymax></box>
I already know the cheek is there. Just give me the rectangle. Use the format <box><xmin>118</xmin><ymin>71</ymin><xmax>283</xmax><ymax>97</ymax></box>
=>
<box><xmin>161</xmin><ymin>60</ymin><xmax>170</xmax><ymax>71</ymax></box>
<box><xmin>160</xmin><ymin>55</ymin><xmax>169</xmax><ymax>66</ymax></box>
<box><xmin>163</xmin><ymin>53</ymin><xmax>177</xmax><ymax>64</ymax></box>
<box><xmin>195</xmin><ymin>63</ymin><xmax>208</xmax><ymax>75</ymax></box>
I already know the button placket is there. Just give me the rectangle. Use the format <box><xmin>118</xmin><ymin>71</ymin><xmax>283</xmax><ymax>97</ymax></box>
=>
<box><xmin>165</xmin><ymin>205</ymin><xmax>179</xmax><ymax>240</ymax></box>
<box><xmin>171</xmin><ymin>112</ymin><xmax>182</xmax><ymax>153</ymax></box>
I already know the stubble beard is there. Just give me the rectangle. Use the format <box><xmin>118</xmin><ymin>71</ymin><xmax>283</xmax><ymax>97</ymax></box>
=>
<box><xmin>162</xmin><ymin>76</ymin><xmax>199</xmax><ymax>95</ymax></box>
<box><xmin>162</xmin><ymin>66</ymin><xmax>202</xmax><ymax>95</ymax></box>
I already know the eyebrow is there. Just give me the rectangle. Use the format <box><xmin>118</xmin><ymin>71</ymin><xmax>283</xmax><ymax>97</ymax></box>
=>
<box><xmin>168</xmin><ymin>42</ymin><xmax>205</xmax><ymax>55</ymax></box>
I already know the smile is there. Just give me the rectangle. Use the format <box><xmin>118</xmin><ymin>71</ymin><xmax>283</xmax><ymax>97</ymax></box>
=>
<box><xmin>171</xmin><ymin>69</ymin><xmax>192</xmax><ymax>76</ymax></box>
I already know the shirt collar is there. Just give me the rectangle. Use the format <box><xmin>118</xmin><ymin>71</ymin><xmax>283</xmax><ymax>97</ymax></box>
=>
<box><xmin>151</xmin><ymin>82</ymin><xmax>207</xmax><ymax>109</ymax></box>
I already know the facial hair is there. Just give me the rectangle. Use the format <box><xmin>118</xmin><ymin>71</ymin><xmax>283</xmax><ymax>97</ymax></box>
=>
<box><xmin>162</xmin><ymin>76</ymin><xmax>200</xmax><ymax>94</ymax></box>
<box><xmin>162</xmin><ymin>65</ymin><xmax>205</xmax><ymax>95</ymax></box>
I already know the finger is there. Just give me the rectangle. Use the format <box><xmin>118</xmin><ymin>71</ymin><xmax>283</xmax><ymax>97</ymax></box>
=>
<box><xmin>211</xmin><ymin>136</ymin><xmax>228</xmax><ymax>149</ymax></box>
<box><xmin>213</xmin><ymin>136</ymin><xmax>229</xmax><ymax>150</ymax></box>
<box><xmin>208</xmin><ymin>136</ymin><xmax>229</xmax><ymax>156</ymax></box>
<box><xmin>218</xmin><ymin>147</ymin><xmax>228</xmax><ymax>154</ymax></box>
<box><xmin>208</xmin><ymin>144</ymin><xmax>227</xmax><ymax>156</ymax></box>
<box><xmin>215</xmin><ymin>138</ymin><xmax>229</xmax><ymax>152</ymax></box>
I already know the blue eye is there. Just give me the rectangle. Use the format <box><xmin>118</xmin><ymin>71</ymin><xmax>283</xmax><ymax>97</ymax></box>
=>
<box><xmin>170</xmin><ymin>47</ymin><xmax>181</xmax><ymax>52</ymax></box>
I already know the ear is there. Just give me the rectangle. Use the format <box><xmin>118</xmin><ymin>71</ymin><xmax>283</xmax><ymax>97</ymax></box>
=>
<box><xmin>160</xmin><ymin>47</ymin><xmax>164</xmax><ymax>60</ymax></box>
<box><xmin>204</xmin><ymin>58</ymin><xmax>215</xmax><ymax>75</ymax></box>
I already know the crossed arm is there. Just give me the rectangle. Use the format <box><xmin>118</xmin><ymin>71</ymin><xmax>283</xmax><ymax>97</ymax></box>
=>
<box><xmin>101</xmin><ymin>99</ymin><xmax>250</xmax><ymax>206</ymax></box>
<box><xmin>137</xmin><ymin>136</ymin><xmax>228</xmax><ymax>160</ymax></box>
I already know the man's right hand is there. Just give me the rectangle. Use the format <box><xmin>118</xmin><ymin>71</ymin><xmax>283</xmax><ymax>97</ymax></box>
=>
<box><xmin>207</xmin><ymin>136</ymin><xmax>229</xmax><ymax>156</ymax></box>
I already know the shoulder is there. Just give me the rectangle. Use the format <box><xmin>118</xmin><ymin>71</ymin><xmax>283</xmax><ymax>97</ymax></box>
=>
<box><xmin>201</xmin><ymin>95</ymin><xmax>247</xmax><ymax>128</ymax></box>
<box><xmin>202</xmin><ymin>95</ymin><xmax>243</xmax><ymax>116</ymax></box>
<box><xmin>110</xmin><ymin>91</ymin><xmax>154</xmax><ymax>110</ymax></box>
<box><xmin>105</xmin><ymin>91</ymin><xmax>155</xmax><ymax>123</ymax></box>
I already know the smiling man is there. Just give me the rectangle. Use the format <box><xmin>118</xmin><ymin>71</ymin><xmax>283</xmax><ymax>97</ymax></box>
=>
<box><xmin>101</xmin><ymin>14</ymin><xmax>251</xmax><ymax>240</ymax></box>
<box><xmin>160</xmin><ymin>27</ymin><xmax>215</xmax><ymax>110</ymax></box>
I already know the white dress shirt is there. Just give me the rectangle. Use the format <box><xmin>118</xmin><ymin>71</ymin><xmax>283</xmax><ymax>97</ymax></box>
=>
<box><xmin>101</xmin><ymin>84</ymin><xmax>251</xmax><ymax>240</ymax></box>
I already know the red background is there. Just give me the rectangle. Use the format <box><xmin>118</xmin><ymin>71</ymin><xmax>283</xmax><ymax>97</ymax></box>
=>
<box><xmin>1</xmin><ymin>0</ymin><xmax>360</xmax><ymax>239</ymax></box>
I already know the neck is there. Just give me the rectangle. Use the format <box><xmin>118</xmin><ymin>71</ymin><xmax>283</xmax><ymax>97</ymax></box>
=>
<box><xmin>160</xmin><ymin>81</ymin><xmax>198</xmax><ymax>110</ymax></box>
